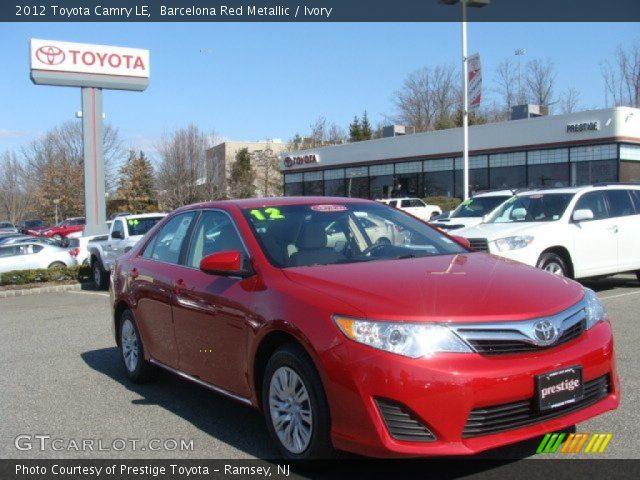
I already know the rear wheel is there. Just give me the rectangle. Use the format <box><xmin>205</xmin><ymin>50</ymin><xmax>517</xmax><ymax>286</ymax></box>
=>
<box><xmin>537</xmin><ymin>253</ymin><xmax>568</xmax><ymax>277</ymax></box>
<box><xmin>119</xmin><ymin>310</ymin><xmax>154</xmax><ymax>383</ymax></box>
<box><xmin>48</xmin><ymin>261</ymin><xmax>66</xmax><ymax>269</ymax></box>
<box><xmin>262</xmin><ymin>344</ymin><xmax>333</xmax><ymax>460</ymax></box>
<box><xmin>92</xmin><ymin>258</ymin><xmax>109</xmax><ymax>290</ymax></box>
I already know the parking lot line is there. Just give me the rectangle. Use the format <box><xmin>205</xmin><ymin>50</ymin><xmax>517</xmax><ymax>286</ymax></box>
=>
<box><xmin>599</xmin><ymin>290</ymin><xmax>640</xmax><ymax>301</ymax></box>
<box><xmin>67</xmin><ymin>290</ymin><xmax>109</xmax><ymax>297</ymax></box>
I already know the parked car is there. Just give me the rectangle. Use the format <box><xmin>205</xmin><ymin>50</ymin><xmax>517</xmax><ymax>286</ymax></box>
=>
<box><xmin>89</xmin><ymin>213</ymin><xmax>166</xmax><ymax>289</ymax></box>
<box><xmin>430</xmin><ymin>190</ymin><xmax>514</xmax><ymax>231</ymax></box>
<box><xmin>17</xmin><ymin>219</ymin><xmax>49</xmax><ymax>236</ymax></box>
<box><xmin>0</xmin><ymin>242</ymin><xmax>77</xmax><ymax>273</ymax></box>
<box><xmin>41</xmin><ymin>217</ymin><xmax>86</xmax><ymax>240</ymax></box>
<box><xmin>0</xmin><ymin>221</ymin><xmax>18</xmax><ymax>234</ymax></box>
<box><xmin>110</xmin><ymin>197</ymin><xmax>618</xmax><ymax>460</ymax></box>
<box><xmin>377</xmin><ymin>197</ymin><xmax>442</xmax><ymax>220</ymax></box>
<box><xmin>456</xmin><ymin>184</ymin><xmax>640</xmax><ymax>279</ymax></box>
<box><xmin>0</xmin><ymin>233</ymin><xmax>28</xmax><ymax>244</ymax></box>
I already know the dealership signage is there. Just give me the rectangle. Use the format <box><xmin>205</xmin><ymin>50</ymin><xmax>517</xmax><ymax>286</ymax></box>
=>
<box><xmin>468</xmin><ymin>53</ymin><xmax>482</xmax><ymax>111</ymax></box>
<box><xmin>30</xmin><ymin>39</ymin><xmax>149</xmax><ymax>91</ymax></box>
<box><xmin>283</xmin><ymin>154</ymin><xmax>320</xmax><ymax>168</ymax></box>
<box><xmin>566</xmin><ymin>121</ymin><xmax>600</xmax><ymax>133</ymax></box>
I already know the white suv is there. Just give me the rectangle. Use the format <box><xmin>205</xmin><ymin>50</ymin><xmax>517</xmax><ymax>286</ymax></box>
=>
<box><xmin>457</xmin><ymin>184</ymin><xmax>640</xmax><ymax>279</ymax></box>
<box><xmin>377</xmin><ymin>197</ymin><xmax>442</xmax><ymax>221</ymax></box>
<box><xmin>429</xmin><ymin>190</ymin><xmax>514</xmax><ymax>231</ymax></box>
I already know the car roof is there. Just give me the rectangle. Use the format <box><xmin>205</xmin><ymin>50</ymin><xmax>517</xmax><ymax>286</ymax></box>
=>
<box><xmin>174</xmin><ymin>197</ymin><xmax>374</xmax><ymax>212</ymax></box>
<box><xmin>514</xmin><ymin>184</ymin><xmax>640</xmax><ymax>196</ymax></box>
<box><xmin>473</xmin><ymin>190</ymin><xmax>515</xmax><ymax>198</ymax></box>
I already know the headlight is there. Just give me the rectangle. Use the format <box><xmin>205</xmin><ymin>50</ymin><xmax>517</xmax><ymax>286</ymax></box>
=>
<box><xmin>584</xmin><ymin>288</ymin><xmax>607</xmax><ymax>329</ymax></box>
<box><xmin>493</xmin><ymin>235</ymin><xmax>534</xmax><ymax>252</ymax></box>
<box><xmin>333</xmin><ymin>315</ymin><xmax>471</xmax><ymax>358</ymax></box>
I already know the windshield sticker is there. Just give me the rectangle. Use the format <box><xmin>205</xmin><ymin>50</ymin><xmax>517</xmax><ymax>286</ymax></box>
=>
<box><xmin>461</xmin><ymin>198</ymin><xmax>472</xmax><ymax>207</ymax></box>
<box><xmin>310</xmin><ymin>204</ymin><xmax>348</xmax><ymax>212</ymax></box>
<box><xmin>127</xmin><ymin>219</ymin><xmax>140</xmax><ymax>226</ymax></box>
<box><xmin>529</xmin><ymin>194</ymin><xmax>543</xmax><ymax>199</ymax></box>
<box><xmin>250</xmin><ymin>208</ymin><xmax>285</xmax><ymax>221</ymax></box>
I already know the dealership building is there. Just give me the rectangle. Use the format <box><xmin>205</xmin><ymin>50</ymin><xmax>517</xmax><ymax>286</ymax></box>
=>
<box><xmin>280</xmin><ymin>107</ymin><xmax>640</xmax><ymax>199</ymax></box>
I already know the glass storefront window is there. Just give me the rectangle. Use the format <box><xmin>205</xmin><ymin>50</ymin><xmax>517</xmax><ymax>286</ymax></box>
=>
<box><xmin>571</xmin><ymin>160</ymin><xmax>617</xmax><ymax>186</ymax></box>
<box><xmin>284</xmin><ymin>173</ymin><xmax>303</xmax><ymax>196</ymax></box>
<box><xmin>324</xmin><ymin>169</ymin><xmax>346</xmax><ymax>196</ymax></box>
<box><xmin>303</xmin><ymin>171</ymin><xmax>323</xmax><ymax>196</ymax></box>
<box><xmin>369</xmin><ymin>164</ymin><xmax>394</xmax><ymax>199</ymax></box>
<box><xmin>346</xmin><ymin>167</ymin><xmax>369</xmax><ymax>198</ymax></box>
<box><xmin>528</xmin><ymin>163</ymin><xmax>569</xmax><ymax>188</ymax></box>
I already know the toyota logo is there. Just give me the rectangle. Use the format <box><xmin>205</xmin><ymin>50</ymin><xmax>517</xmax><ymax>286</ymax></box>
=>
<box><xmin>36</xmin><ymin>46</ymin><xmax>65</xmax><ymax>66</ymax></box>
<box><xmin>533</xmin><ymin>320</ymin><xmax>558</xmax><ymax>345</ymax></box>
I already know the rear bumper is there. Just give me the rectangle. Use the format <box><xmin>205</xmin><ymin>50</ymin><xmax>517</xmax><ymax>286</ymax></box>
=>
<box><xmin>322</xmin><ymin>320</ymin><xmax>619</xmax><ymax>458</ymax></box>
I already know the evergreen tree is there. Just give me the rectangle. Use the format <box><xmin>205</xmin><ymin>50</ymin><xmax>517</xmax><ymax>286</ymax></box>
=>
<box><xmin>349</xmin><ymin>115</ymin><xmax>362</xmax><ymax>143</ymax></box>
<box><xmin>361</xmin><ymin>110</ymin><xmax>373</xmax><ymax>140</ymax></box>
<box><xmin>229</xmin><ymin>148</ymin><xmax>256</xmax><ymax>199</ymax></box>
<box><xmin>116</xmin><ymin>150</ymin><xmax>157</xmax><ymax>213</ymax></box>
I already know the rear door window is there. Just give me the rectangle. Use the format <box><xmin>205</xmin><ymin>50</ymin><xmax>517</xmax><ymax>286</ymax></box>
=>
<box><xmin>604</xmin><ymin>190</ymin><xmax>635</xmax><ymax>217</ymax></box>
<box><xmin>141</xmin><ymin>213</ymin><xmax>197</xmax><ymax>264</ymax></box>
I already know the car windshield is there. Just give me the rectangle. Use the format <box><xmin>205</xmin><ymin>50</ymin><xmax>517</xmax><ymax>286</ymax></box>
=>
<box><xmin>242</xmin><ymin>202</ymin><xmax>466</xmax><ymax>268</ymax></box>
<box><xmin>25</xmin><ymin>220</ymin><xmax>44</xmax><ymax>228</ymax></box>
<box><xmin>450</xmin><ymin>195</ymin><xmax>512</xmax><ymax>218</ymax></box>
<box><xmin>0</xmin><ymin>222</ymin><xmax>14</xmax><ymax>228</ymax></box>
<box><xmin>126</xmin><ymin>216</ymin><xmax>164</xmax><ymax>236</ymax></box>
<box><xmin>487</xmin><ymin>193</ymin><xmax>575</xmax><ymax>223</ymax></box>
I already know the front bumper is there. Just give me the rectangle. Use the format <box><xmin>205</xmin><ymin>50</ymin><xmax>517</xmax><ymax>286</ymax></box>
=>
<box><xmin>322</xmin><ymin>320</ymin><xmax>619</xmax><ymax>458</ymax></box>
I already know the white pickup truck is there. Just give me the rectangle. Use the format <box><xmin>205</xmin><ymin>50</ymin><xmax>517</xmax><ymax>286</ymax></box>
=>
<box><xmin>377</xmin><ymin>197</ymin><xmax>442</xmax><ymax>221</ymax></box>
<box><xmin>88</xmin><ymin>213</ymin><xmax>166</xmax><ymax>289</ymax></box>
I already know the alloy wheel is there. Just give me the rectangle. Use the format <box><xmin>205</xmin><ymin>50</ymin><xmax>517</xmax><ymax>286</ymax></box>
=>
<box><xmin>121</xmin><ymin>319</ymin><xmax>139</xmax><ymax>373</ymax></box>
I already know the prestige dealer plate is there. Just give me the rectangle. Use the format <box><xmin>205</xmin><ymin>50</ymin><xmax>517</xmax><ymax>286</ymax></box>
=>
<box><xmin>536</xmin><ymin>366</ymin><xmax>584</xmax><ymax>411</ymax></box>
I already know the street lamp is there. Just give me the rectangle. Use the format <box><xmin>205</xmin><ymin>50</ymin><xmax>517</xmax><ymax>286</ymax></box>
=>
<box><xmin>515</xmin><ymin>48</ymin><xmax>526</xmax><ymax>104</ymax></box>
<box><xmin>439</xmin><ymin>0</ymin><xmax>490</xmax><ymax>200</ymax></box>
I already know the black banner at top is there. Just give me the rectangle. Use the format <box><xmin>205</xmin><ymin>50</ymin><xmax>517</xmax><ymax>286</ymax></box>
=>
<box><xmin>4</xmin><ymin>0</ymin><xmax>640</xmax><ymax>22</ymax></box>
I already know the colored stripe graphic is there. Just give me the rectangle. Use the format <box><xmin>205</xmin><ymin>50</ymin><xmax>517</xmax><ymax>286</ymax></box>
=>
<box><xmin>538</xmin><ymin>433</ymin><xmax>613</xmax><ymax>454</ymax></box>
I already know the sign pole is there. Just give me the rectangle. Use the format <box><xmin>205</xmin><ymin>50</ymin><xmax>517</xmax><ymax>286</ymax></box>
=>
<box><xmin>81</xmin><ymin>87</ymin><xmax>107</xmax><ymax>236</ymax></box>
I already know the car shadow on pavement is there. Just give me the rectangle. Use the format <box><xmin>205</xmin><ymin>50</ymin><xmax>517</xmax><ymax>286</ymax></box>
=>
<box><xmin>80</xmin><ymin>347</ymin><xmax>278</xmax><ymax>458</ymax></box>
<box><xmin>581</xmin><ymin>273</ymin><xmax>639</xmax><ymax>293</ymax></box>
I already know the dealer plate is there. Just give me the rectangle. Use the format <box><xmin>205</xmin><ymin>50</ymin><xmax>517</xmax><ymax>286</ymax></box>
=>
<box><xmin>536</xmin><ymin>366</ymin><xmax>584</xmax><ymax>411</ymax></box>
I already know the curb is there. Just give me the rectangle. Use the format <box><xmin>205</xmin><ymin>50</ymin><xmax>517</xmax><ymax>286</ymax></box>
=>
<box><xmin>0</xmin><ymin>283</ymin><xmax>85</xmax><ymax>298</ymax></box>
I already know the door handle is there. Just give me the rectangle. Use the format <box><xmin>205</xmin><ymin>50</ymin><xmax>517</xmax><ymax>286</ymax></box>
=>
<box><xmin>174</xmin><ymin>279</ymin><xmax>186</xmax><ymax>294</ymax></box>
<box><xmin>608</xmin><ymin>225</ymin><xmax>619</xmax><ymax>233</ymax></box>
<box><xmin>130</xmin><ymin>268</ymin><xmax>139</xmax><ymax>279</ymax></box>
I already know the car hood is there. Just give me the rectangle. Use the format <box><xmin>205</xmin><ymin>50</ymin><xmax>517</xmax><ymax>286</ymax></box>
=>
<box><xmin>457</xmin><ymin>222</ymin><xmax>545</xmax><ymax>240</ymax></box>
<box><xmin>282</xmin><ymin>253</ymin><xmax>583</xmax><ymax>323</ymax></box>
<box><xmin>431</xmin><ymin>217</ymin><xmax>483</xmax><ymax>230</ymax></box>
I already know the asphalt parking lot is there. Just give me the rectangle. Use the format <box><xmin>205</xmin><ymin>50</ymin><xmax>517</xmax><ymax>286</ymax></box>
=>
<box><xmin>0</xmin><ymin>274</ymin><xmax>638</xmax><ymax>464</ymax></box>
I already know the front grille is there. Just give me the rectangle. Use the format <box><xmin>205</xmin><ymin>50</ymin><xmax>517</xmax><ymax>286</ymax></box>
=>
<box><xmin>468</xmin><ymin>238</ymin><xmax>489</xmax><ymax>252</ymax></box>
<box><xmin>466</xmin><ymin>320</ymin><xmax>586</xmax><ymax>355</ymax></box>
<box><xmin>375</xmin><ymin>398</ymin><xmax>436</xmax><ymax>442</ymax></box>
<box><xmin>463</xmin><ymin>374</ymin><xmax>610</xmax><ymax>438</ymax></box>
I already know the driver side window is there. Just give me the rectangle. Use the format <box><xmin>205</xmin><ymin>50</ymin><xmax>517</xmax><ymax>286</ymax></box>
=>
<box><xmin>186</xmin><ymin>210</ymin><xmax>246</xmax><ymax>268</ymax></box>
<box><xmin>574</xmin><ymin>192</ymin><xmax>609</xmax><ymax>221</ymax></box>
<box><xmin>141</xmin><ymin>212</ymin><xmax>196</xmax><ymax>264</ymax></box>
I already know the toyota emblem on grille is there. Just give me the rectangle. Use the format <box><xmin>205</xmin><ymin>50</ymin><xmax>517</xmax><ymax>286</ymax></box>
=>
<box><xmin>533</xmin><ymin>320</ymin><xmax>558</xmax><ymax>345</ymax></box>
<box><xmin>36</xmin><ymin>46</ymin><xmax>65</xmax><ymax>66</ymax></box>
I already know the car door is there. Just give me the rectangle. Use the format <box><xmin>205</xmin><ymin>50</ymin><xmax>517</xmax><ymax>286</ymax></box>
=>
<box><xmin>0</xmin><ymin>245</ymin><xmax>26</xmax><ymax>272</ymax></box>
<box><xmin>130</xmin><ymin>212</ymin><xmax>198</xmax><ymax>368</ymax></box>
<box><xmin>570</xmin><ymin>191</ymin><xmax>618</xmax><ymax>277</ymax></box>
<box><xmin>104</xmin><ymin>219</ymin><xmax>125</xmax><ymax>266</ymax></box>
<box><xmin>171</xmin><ymin>209</ymin><xmax>254</xmax><ymax>398</ymax></box>
<box><xmin>605</xmin><ymin>189</ymin><xmax>639</xmax><ymax>272</ymax></box>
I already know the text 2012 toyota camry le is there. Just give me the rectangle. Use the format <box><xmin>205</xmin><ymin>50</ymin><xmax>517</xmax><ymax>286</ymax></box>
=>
<box><xmin>110</xmin><ymin>197</ymin><xmax>619</xmax><ymax>459</ymax></box>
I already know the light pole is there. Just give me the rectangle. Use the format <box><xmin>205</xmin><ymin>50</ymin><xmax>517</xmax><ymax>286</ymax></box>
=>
<box><xmin>515</xmin><ymin>48</ymin><xmax>526</xmax><ymax>104</ymax></box>
<box><xmin>439</xmin><ymin>0</ymin><xmax>489</xmax><ymax>201</ymax></box>
<box><xmin>53</xmin><ymin>199</ymin><xmax>60</xmax><ymax>225</ymax></box>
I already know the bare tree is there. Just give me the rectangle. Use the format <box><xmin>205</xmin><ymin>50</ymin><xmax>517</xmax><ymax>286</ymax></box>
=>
<box><xmin>494</xmin><ymin>58</ymin><xmax>518</xmax><ymax>119</ymax></box>
<box><xmin>559</xmin><ymin>87</ymin><xmax>582</xmax><ymax>114</ymax></box>
<box><xmin>601</xmin><ymin>40</ymin><xmax>640</xmax><ymax>107</ymax></box>
<box><xmin>21</xmin><ymin>121</ymin><xmax>123</xmax><ymax>221</ymax></box>
<box><xmin>525</xmin><ymin>58</ymin><xmax>556</xmax><ymax>108</ymax></box>
<box><xmin>156</xmin><ymin>124</ymin><xmax>215</xmax><ymax>210</ymax></box>
<box><xmin>391</xmin><ymin>64</ymin><xmax>458</xmax><ymax>132</ymax></box>
<box><xmin>0</xmin><ymin>151</ymin><xmax>32</xmax><ymax>224</ymax></box>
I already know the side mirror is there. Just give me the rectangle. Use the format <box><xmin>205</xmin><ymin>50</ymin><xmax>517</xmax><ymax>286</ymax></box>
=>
<box><xmin>111</xmin><ymin>230</ymin><xmax>124</xmax><ymax>240</ymax></box>
<box><xmin>572</xmin><ymin>209</ymin><xmax>594</xmax><ymax>222</ymax></box>
<box><xmin>451</xmin><ymin>235</ymin><xmax>471</xmax><ymax>249</ymax></box>
<box><xmin>200</xmin><ymin>250</ymin><xmax>254</xmax><ymax>278</ymax></box>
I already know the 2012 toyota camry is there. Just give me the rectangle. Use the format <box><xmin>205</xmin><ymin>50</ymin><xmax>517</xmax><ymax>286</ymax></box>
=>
<box><xmin>110</xmin><ymin>197</ymin><xmax>619</xmax><ymax>459</ymax></box>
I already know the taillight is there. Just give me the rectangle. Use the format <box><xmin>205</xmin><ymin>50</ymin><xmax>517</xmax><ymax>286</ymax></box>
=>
<box><xmin>69</xmin><ymin>248</ymin><xmax>80</xmax><ymax>257</ymax></box>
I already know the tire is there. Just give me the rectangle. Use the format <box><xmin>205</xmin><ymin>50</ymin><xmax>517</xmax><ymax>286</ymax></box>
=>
<box><xmin>537</xmin><ymin>252</ymin><xmax>569</xmax><ymax>277</ymax></box>
<box><xmin>119</xmin><ymin>309</ymin><xmax>154</xmax><ymax>383</ymax></box>
<box><xmin>262</xmin><ymin>344</ymin><xmax>334</xmax><ymax>460</ymax></box>
<box><xmin>48</xmin><ymin>261</ymin><xmax>66</xmax><ymax>269</ymax></box>
<box><xmin>92</xmin><ymin>258</ymin><xmax>109</xmax><ymax>290</ymax></box>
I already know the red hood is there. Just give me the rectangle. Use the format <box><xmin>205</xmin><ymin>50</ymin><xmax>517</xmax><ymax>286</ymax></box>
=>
<box><xmin>282</xmin><ymin>253</ymin><xmax>584</xmax><ymax>323</ymax></box>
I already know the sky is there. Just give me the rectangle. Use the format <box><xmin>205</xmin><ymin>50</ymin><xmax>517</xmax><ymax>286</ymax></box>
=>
<box><xmin>0</xmin><ymin>22</ymin><xmax>638</xmax><ymax>163</ymax></box>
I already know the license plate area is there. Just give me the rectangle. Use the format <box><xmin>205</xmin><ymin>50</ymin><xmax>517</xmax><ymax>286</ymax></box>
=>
<box><xmin>536</xmin><ymin>366</ymin><xmax>584</xmax><ymax>411</ymax></box>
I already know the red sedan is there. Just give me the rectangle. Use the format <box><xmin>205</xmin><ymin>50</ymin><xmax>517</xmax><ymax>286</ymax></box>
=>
<box><xmin>42</xmin><ymin>217</ymin><xmax>85</xmax><ymax>240</ymax></box>
<box><xmin>110</xmin><ymin>197</ymin><xmax>619</xmax><ymax>459</ymax></box>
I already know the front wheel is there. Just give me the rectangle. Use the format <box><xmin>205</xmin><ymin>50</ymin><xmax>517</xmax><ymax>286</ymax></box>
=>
<box><xmin>537</xmin><ymin>253</ymin><xmax>569</xmax><ymax>277</ymax></box>
<box><xmin>92</xmin><ymin>259</ymin><xmax>109</xmax><ymax>290</ymax></box>
<box><xmin>119</xmin><ymin>310</ymin><xmax>154</xmax><ymax>383</ymax></box>
<box><xmin>262</xmin><ymin>344</ymin><xmax>333</xmax><ymax>460</ymax></box>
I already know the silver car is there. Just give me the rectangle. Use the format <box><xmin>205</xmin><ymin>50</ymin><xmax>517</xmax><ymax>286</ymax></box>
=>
<box><xmin>0</xmin><ymin>242</ymin><xmax>78</xmax><ymax>273</ymax></box>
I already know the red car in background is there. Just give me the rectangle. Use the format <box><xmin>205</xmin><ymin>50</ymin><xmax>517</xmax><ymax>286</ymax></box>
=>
<box><xmin>17</xmin><ymin>219</ymin><xmax>49</xmax><ymax>236</ymax></box>
<box><xmin>41</xmin><ymin>217</ymin><xmax>85</xmax><ymax>240</ymax></box>
<box><xmin>110</xmin><ymin>197</ymin><xmax>619</xmax><ymax>460</ymax></box>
